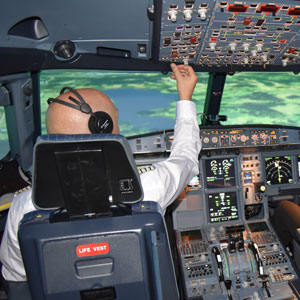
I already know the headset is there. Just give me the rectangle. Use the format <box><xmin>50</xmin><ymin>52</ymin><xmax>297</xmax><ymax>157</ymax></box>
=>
<box><xmin>47</xmin><ymin>87</ymin><xmax>114</xmax><ymax>134</ymax></box>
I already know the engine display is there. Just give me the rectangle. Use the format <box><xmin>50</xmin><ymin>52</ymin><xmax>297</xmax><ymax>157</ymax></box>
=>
<box><xmin>208</xmin><ymin>192</ymin><xmax>238</xmax><ymax>223</ymax></box>
<box><xmin>205</xmin><ymin>158</ymin><xmax>236</xmax><ymax>189</ymax></box>
<box><xmin>265</xmin><ymin>156</ymin><xmax>293</xmax><ymax>185</ymax></box>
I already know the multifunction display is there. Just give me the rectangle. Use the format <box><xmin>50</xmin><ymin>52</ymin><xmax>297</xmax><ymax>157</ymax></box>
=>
<box><xmin>205</xmin><ymin>158</ymin><xmax>236</xmax><ymax>189</ymax></box>
<box><xmin>265</xmin><ymin>156</ymin><xmax>293</xmax><ymax>185</ymax></box>
<box><xmin>208</xmin><ymin>192</ymin><xmax>238</xmax><ymax>223</ymax></box>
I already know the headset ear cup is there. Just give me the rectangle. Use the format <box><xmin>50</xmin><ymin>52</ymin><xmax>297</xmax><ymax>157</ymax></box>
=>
<box><xmin>88</xmin><ymin>111</ymin><xmax>113</xmax><ymax>133</ymax></box>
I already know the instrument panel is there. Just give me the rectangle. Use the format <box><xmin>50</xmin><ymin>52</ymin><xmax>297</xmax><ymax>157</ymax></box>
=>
<box><xmin>128</xmin><ymin>124</ymin><xmax>300</xmax><ymax>300</ymax></box>
<box><xmin>128</xmin><ymin>125</ymin><xmax>300</xmax><ymax>153</ymax></box>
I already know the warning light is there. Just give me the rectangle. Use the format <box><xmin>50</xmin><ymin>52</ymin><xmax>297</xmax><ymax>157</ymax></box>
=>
<box><xmin>243</xmin><ymin>17</ymin><xmax>251</xmax><ymax>25</ymax></box>
<box><xmin>190</xmin><ymin>36</ymin><xmax>197</xmax><ymax>43</ymax></box>
<box><xmin>287</xmin><ymin>8</ymin><xmax>300</xmax><ymax>16</ymax></box>
<box><xmin>258</xmin><ymin>4</ymin><xmax>280</xmax><ymax>14</ymax></box>
<box><xmin>227</xmin><ymin>4</ymin><xmax>249</xmax><ymax>13</ymax></box>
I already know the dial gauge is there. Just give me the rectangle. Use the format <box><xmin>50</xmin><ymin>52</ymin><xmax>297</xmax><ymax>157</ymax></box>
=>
<box><xmin>265</xmin><ymin>155</ymin><xmax>293</xmax><ymax>185</ymax></box>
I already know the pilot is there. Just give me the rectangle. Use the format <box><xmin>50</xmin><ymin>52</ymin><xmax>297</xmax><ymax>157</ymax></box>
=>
<box><xmin>0</xmin><ymin>63</ymin><xmax>201</xmax><ymax>283</ymax></box>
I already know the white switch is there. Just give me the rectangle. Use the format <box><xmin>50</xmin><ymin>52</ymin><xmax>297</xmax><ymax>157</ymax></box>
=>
<box><xmin>282</xmin><ymin>59</ymin><xmax>288</xmax><ymax>67</ymax></box>
<box><xmin>229</xmin><ymin>43</ymin><xmax>236</xmax><ymax>52</ymax></box>
<box><xmin>209</xmin><ymin>42</ymin><xmax>216</xmax><ymax>51</ymax></box>
<box><xmin>183</xmin><ymin>9</ymin><xmax>193</xmax><ymax>21</ymax></box>
<box><xmin>251</xmin><ymin>50</ymin><xmax>257</xmax><ymax>57</ymax></box>
<box><xmin>168</xmin><ymin>10</ymin><xmax>178</xmax><ymax>22</ymax></box>
<box><xmin>198</xmin><ymin>8</ymin><xmax>207</xmax><ymax>21</ymax></box>
<box><xmin>256</xmin><ymin>44</ymin><xmax>263</xmax><ymax>52</ymax></box>
<box><xmin>243</xmin><ymin>43</ymin><xmax>250</xmax><ymax>51</ymax></box>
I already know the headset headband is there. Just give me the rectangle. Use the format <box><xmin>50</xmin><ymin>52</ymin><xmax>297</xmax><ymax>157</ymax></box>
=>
<box><xmin>47</xmin><ymin>87</ymin><xmax>114</xmax><ymax>134</ymax></box>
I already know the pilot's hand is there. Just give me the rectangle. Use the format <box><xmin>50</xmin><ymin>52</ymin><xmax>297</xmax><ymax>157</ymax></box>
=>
<box><xmin>170</xmin><ymin>63</ymin><xmax>198</xmax><ymax>100</ymax></box>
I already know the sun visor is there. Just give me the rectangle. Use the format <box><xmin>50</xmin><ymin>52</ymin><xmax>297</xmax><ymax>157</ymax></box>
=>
<box><xmin>32</xmin><ymin>134</ymin><xmax>143</xmax><ymax>215</ymax></box>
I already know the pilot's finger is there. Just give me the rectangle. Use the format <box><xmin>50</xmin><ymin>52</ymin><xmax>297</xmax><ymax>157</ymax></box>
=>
<box><xmin>170</xmin><ymin>63</ymin><xmax>181</xmax><ymax>79</ymax></box>
<box><xmin>170</xmin><ymin>64</ymin><xmax>188</xmax><ymax>79</ymax></box>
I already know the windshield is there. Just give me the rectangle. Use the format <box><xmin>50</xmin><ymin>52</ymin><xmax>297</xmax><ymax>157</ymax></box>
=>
<box><xmin>40</xmin><ymin>70</ymin><xmax>207</xmax><ymax>136</ymax></box>
<box><xmin>220</xmin><ymin>72</ymin><xmax>300</xmax><ymax>126</ymax></box>
<box><xmin>40</xmin><ymin>70</ymin><xmax>300</xmax><ymax>135</ymax></box>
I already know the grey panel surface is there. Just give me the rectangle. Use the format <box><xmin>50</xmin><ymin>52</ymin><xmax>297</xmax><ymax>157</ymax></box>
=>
<box><xmin>0</xmin><ymin>0</ymin><xmax>152</xmax><ymax>59</ymax></box>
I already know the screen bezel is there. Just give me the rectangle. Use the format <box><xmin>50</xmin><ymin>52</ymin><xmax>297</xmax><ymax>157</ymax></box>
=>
<box><xmin>263</xmin><ymin>154</ymin><xmax>294</xmax><ymax>186</ymax></box>
<box><xmin>206</xmin><ymin>191</ymin><xmax>239</xmax><ymax>224</ymax></box>
<box><xmin>203</xmin><ymin>156</ymin><xmax>237</xmax><ymax>189</ymax></box>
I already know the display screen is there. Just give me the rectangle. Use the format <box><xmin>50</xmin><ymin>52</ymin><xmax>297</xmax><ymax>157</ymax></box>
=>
<box><xmin>208</xmin><ymin>192</ymin><xmax>238</xmax><ymax>223</ymax></box>
<box><xmin>248</xmin><ymin>221</ymin><xmax>269</xmax><ymax>233</ymax></box>
<box><xmin>205</xmin><ymin>158</ymin><xmax>236</xmax><ymax>189</ymax></box>
<box><xmin>181</xmin><ymin>230</ymin><xmax>202</xmax><ymax>242</ymax></box>
<box><xmin>265</xmin><ymin>155</ymin><xmax>293</xmax><ymax>185</ymax></box>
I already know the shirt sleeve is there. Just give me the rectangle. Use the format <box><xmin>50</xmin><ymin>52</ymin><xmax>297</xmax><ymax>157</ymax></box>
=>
<box><xmin>140</xmin><ymin>100</ymin><xmax>202</xmax><ymax>212</ymax></box>
<box><xmin>0</xmin><ymin>189</ymin><xmax>35</xmax><ymax>281</ymax></box>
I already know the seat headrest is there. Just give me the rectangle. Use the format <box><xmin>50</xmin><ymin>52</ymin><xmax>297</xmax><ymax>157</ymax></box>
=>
<box><xmin>32</xmin><ymin>134</ymin><xmax>143</xmax><ymax>216</ymax></box>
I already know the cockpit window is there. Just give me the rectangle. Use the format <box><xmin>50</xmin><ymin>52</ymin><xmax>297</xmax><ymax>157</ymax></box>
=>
<box><xmin>0</xmin><ymin>107</ymin><xmax>9</xmax><ymax>158</ymax></box>
<box><xmin>220</xmin><ymin>72</ymin><xmax>300</xmax><ymax>126</ymax></box>
<box><xmin>40</xmin><ymin>70</ymin><xmax>208</xmax><ymax>136</ymax></box>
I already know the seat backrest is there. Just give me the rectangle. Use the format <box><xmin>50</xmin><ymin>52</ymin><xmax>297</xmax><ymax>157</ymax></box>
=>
<box><xmin>18</xmin><ymin>134</ymin><xmax>179</xmax><ymax>300</ymax></box>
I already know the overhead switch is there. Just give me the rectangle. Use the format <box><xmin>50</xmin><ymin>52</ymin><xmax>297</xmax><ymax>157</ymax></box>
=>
<box><xmin>243</xmin><ymin>43</ymin><xmax>250</xmax><ymax>51</ymax></box>
<box><xmin>183</xmin><ymin>9</ymin><xmax>193</xmax><ymax>21</ymax></box>
<box><xmin>251</xmin><ymin>50</ymin><xmax>257</xmax><ymax>57</ymax></box>
<box><xmin>209</xmin><ymin>42</ymin><xmax>216</xmax><ymax>51</ymax></box>
<box><xmin>168</xmin><ymin>10</ymin><xmax>178</xmax><ymax>22</ymax></box>
<box><xmin>198</xmin><ymin>9</ymin><xmax>207</xmax><ymax>20</ymax></box>
<box><xmin>229</xmin><ymin>43</ymin><xmax>236</xmax><ymax>52</ymax></box>
<box><xmin>256</xmin><ymin>44</ymin><xmax>263</xmax><ymax>52</ymax></box>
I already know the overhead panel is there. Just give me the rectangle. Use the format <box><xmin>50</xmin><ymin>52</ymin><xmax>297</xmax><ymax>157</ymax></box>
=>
<box><xmin>159</xmin><ymin>0</ymin><xmax>300</xmax><ymax>67</ymax></box>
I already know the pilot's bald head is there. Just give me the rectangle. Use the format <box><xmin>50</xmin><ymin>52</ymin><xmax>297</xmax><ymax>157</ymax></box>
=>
<box><xmin>46</xmin><ymin>88</ymin><xmax>119</xmax><ymax>134</ymax></box>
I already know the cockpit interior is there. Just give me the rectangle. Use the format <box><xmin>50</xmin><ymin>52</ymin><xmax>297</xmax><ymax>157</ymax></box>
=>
<box><xmin>2</xmin><ymin>0</ymin><xmax>300</xmax><ymax>299</ymax></box>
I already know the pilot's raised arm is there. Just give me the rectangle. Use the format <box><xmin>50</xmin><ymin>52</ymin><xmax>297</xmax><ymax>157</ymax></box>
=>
<box><xmin>140</xmin><ymin>63</ymin><xmax>202</xmax><ymax>211</ymax></box>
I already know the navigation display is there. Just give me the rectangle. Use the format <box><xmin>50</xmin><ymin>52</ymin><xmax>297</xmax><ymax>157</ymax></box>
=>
<box><xmin>208</xmin><ymin>192</ymin><xmax>238</xmax><ymax>223</ymax></box>
<box><xmin>205</xmin><ymin>158</ymin><xmax>236</xmax><ymax>189</ymax></box>
<box><xmin>265</xmin><ymin>155</ymin><xmax>293</xmax><ymax>185</ymax></box>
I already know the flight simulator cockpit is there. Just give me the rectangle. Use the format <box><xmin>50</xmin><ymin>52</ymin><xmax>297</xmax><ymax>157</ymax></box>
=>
<box><xmin>2</xmin><ymin>0</ymin><xmax>300</xmax><ymax>299</ymax></box>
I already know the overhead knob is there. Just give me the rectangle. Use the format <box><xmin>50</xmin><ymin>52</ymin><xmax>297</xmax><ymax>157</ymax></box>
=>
<box><xmin>243</xmin><ymin>43</ymin><xmax>250</xmax><ymax>51</ymax></box>
<box><xmin>168</xmin><ymin>10</ymin><xmax>177</xmax><ymax>22</ymax></box>
<box><xmin>209</xmin><ymin>42</ymin><xmax>216</xmax><ymax>51</ymax></box>
<box><xmin>198</xmin><ymin>8</ymin><xmax>207</xmax><ymax>20</ymax></box>
<box><xmin>183</xmin><ymin>9</ymin><xmax>193</xmax><ymax>21</ymax></box>
<box><xmin>256</xmin><ymin>44</ymin><xmax>263</xmax><ymax>52</ymax></box>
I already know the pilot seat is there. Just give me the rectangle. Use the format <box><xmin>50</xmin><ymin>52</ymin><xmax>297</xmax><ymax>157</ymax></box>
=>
<box><xmin>18</xmin><ymin>134</ymin><xmax>179</xmax><ymax>300</ymax></box>
<box><xmin>273</xmin><ymin>199</ymin><xmax>300</xmax><ymax>273</ymax></box>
